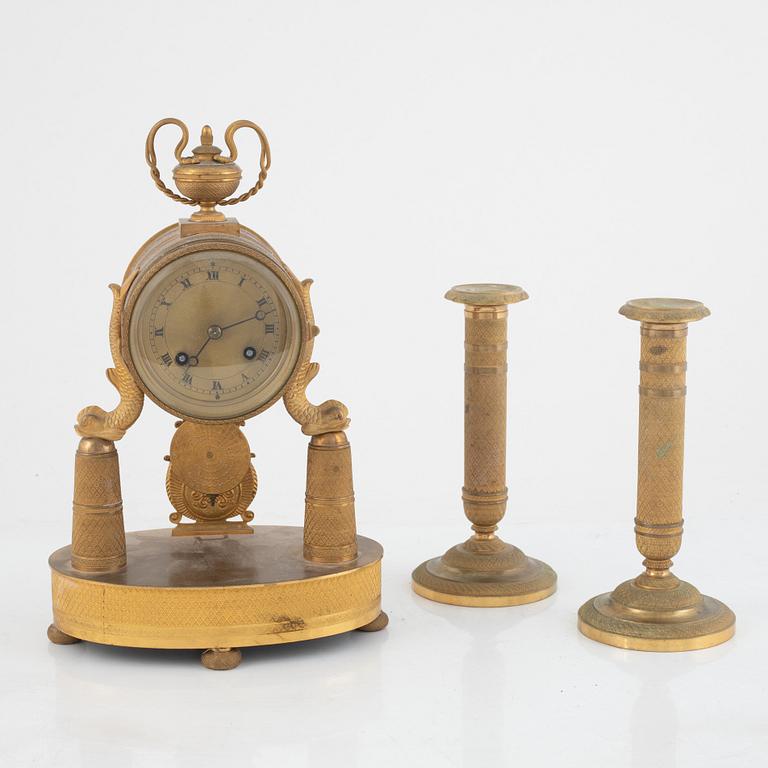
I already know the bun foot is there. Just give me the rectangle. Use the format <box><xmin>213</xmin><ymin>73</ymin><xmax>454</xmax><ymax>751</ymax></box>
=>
<box><xmin>201</xmin><ymin>647</ymin><xmax>242</xmax><ymax>670</ymax></box>
<box><xmin>47</xmin><ymin>624</ymin><xmax>81</xmax><ymax>645</ymax></box>
<box><xmin>356</xmin><ymin>611</ymin><xmax>389</xmax><ymax>632</ymax></box>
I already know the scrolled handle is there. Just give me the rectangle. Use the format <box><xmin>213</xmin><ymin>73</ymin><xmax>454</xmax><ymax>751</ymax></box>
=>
<box><xmin>145</xmin><ymin>118</ymin><xmax>196</xmax><ymax>206</ymax></box>
<box><xmin>218</xmin><ymin>120</ymin><xmax>272</xmax><ymax>206</ymax></box>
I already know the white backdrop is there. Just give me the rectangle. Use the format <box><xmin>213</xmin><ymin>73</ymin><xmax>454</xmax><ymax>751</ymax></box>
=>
<box><xmin>1</xmin><ymin>1</ymin><xmax>766</xmax><ymax>766</ymax></box>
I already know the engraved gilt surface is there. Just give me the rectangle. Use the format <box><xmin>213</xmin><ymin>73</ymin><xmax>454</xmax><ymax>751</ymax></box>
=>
<box><xmin>412</xmin><ymin>284</ymin><xmax>557</xmax><ymax>606</ymax></box>
<box><xmin>165</xmin><ymin>422</ymin><xmax>257</xmax><ymax>529</ymax></box>
<box><xmin>578</xmin><ymin>299</ymin><xmax>735</xmax><ymax>651</ymax></box>
<box><xmin>75</xmin><ymin>274</ymin><xmax>144</xmax><ymax>441</ymax></box>
<box><xmin>283</xmin><ymin>279</ymin><xmax>350</xmax><ymax>435</ymax></box>
<box><xmin>50</xmin><ymin>528</ymin><xmax>383</xmax><ymax>648</ymax></box>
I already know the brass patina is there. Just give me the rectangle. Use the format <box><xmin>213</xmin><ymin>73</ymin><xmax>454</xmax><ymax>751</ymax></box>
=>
<box><xmin>145</xmin><ymin>118</ymin><xmax>271</xmax><ymax>222</ymax></box>
<box><xmin>578</xmin><ymin>298</ymin><xmax>735</xmax><ymax>651</ymax></box>
<box><xmin>50</xmin><ymin>528</ymin><xmax>383</xmax><ymax>652</ymax></box>
<box><xmin>412</xmin><ymin>284</ymin><xmax>557</xmax><ymax>606</ymax></box>
<box><xmin>49</xmin><ymin>119</ymin><xmax>386</xmax><ymax>669</ymax></box>
<box><xmin>165</xmin><ymin>421</ymin><xmax>257</xmax><ymax>535</ymax></box>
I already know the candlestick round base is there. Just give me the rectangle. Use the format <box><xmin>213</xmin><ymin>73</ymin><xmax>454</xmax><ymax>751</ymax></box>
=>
<box><xmin>578</xmin><ymin>574</ymin><xmax>735</xmax><ymax>651</ymax></box>
<box><xmin>411</xmin><ymin>537</ymin><xmax>556</xmax><ymax>607</ymax></box>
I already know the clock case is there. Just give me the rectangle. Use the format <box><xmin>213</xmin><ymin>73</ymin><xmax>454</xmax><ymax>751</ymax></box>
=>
<box><xmin>121</xmin><ymin>223</ymin><xmax>307</xmax><ymax>424</ymax></box>
<box><xmin>47</xmin><ymin>120</ymin><xmax>386</xmax><ymax>670</ymax></box>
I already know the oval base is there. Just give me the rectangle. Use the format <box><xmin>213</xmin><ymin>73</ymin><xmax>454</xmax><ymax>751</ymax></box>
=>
<box><xmin>49</xmin><ymin>526</ymin><xmax>383</xmax><ymax>650</ymax></box>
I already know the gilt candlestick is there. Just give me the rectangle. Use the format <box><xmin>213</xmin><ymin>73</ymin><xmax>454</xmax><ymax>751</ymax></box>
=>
<box><xmin>412</xmin><ymin>284</ymin><xmax>557</xmax><ymax>606</ymax></box>
<box><xmin>578</xmin><ymin>298</ymin><xmax>735</xmax><ymax>651</ymax></box>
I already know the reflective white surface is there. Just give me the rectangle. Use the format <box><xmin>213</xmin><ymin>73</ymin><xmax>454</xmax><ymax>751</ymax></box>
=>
<box><xmin>2</xmin><ymin>518</ymin><xmax>764</xmax><ymax>767</ymax></box>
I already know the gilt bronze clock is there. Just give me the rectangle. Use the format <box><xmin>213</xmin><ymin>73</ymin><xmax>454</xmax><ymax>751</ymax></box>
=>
<box><xmin>47</xmin><ymin>118</ymin><xmax>387</xmax><ymax>669</ymax></box>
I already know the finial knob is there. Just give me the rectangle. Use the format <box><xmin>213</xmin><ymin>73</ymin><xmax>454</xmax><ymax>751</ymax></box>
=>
<box><xmin>171</xmin><ymin>126</ymin><xmax>242</xmax><ymax>221</ymax></box>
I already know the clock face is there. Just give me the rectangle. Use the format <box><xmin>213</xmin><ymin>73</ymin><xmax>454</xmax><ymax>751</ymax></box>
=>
<box><xmin>127</xmin><ymin>248</ymin><xmax>302</xmax><ymax>420</ymax></box>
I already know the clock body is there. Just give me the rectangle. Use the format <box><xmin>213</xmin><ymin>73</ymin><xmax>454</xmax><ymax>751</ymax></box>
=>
<box><xmin>121</xmin><ymin>224</ymin><xmax>309</xmax><ymax>422</ymax></box>
<box><xmin>50</xmin><ymin>120</ymin><xmax>386</xmax><ymax>669</ymax></box>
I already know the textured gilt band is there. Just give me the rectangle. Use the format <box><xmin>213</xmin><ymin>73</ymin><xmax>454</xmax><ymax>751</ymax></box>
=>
<box><xmin>71</xmin><ymin>437</ymin><xmax>127</xmax><ymax>572</ymax></box>
<box><xmin>463</xmin><ymin>305</ymin><xmax>508</xmax><ymax>536</ymax></box>
<box><xmin>636</xmin><ymin>322</ymin><xmax>688</xmax><ymax>571</ymax></box>
<box><xmin>303</xmin><ymin>431</ymin><xmax>358</xmax><ymax>563</ymax></box>
<box><xmin>51</xmin><ymin>528</ymin><xmax>382</xmax><ymax>649</ymax></box>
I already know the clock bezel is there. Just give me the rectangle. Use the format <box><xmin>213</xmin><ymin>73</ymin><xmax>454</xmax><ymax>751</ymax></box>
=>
<box><xmin>121</xmin><ymin>235</ymin><xmax>309</xmax><ymax>424</ymax></box>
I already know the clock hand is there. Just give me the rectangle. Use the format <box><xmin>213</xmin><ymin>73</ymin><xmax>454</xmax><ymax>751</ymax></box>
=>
<box><xmin>221</xmin><ymin>308</ymin><xmax>275</xmax><ymax>331</ymax></box>
<box><xmin>181</xmin><ymin>310</ymin><xmax>275</xmax><ymax>369</ymax></box>
<box><xmin>183</xmin><ymin>336</ymin><xmax>212</xmax><ymax>368</ymax></box>
<box><xmin>220</xmin><ymin>315</ymin><xmax>257</xmax><ymax>331</ymax></box>
<box><xmin>195</xmin><ymin>337</ymin><xmax>213</xmax><ymax>357</ymax></box>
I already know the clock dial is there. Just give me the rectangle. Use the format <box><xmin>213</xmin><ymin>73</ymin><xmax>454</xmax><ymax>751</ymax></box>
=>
<box><xmin>127</xmin><ymin>249</ymin><xmax>302</xmax><ymax>420</ymax></box>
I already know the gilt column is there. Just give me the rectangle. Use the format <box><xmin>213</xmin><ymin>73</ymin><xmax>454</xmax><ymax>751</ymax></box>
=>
<box><xmin>71</xmin><ymin>437</ymin><xmax>127</xmax><ymax>572</ymax></box>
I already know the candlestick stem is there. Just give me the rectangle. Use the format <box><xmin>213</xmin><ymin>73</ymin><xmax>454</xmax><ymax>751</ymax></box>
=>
<box><xmin>412</xmin><ymin>284</ymin><xmax>556</xmax><ymax>607</ymax></box>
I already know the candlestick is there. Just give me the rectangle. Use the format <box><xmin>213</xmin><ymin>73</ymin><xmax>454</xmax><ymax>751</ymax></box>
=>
<box><xmin>412</xmin><ymin>284</ymin><xmax>557</xmax><ymax>606</ymax></box>
<box><xmin>578</xmin><ymin>298</ymin><xmax>735</xmax><ymax>650</ymax></box>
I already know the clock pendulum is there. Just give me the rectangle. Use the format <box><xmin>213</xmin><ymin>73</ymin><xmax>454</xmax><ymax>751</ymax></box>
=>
<box><xmin>412</xmin><ymin>284</ymin><xmax>557</xmax><ymax>606</ymax></box>
<box><xmin>47</xmin><ymin>119</ymin><xmax>387</xmax><ymax>669</ymax></box>
<box><xmin>578</xmin><ymin>298</ymin><xmax>735</xmax><ymax>650</ymax></box>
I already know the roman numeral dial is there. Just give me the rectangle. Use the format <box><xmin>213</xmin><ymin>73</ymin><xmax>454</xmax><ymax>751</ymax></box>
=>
<box><xmin>128</xmin><ymin>249</ymin><xmax>302</xmax><ymax>420</ymax></box>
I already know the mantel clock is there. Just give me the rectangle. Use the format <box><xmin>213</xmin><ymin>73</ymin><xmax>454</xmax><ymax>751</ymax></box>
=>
<box><xmin>47</xmin><ymin>118</ymin><xmax>387</xmax><ymax>669</ymax></box>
